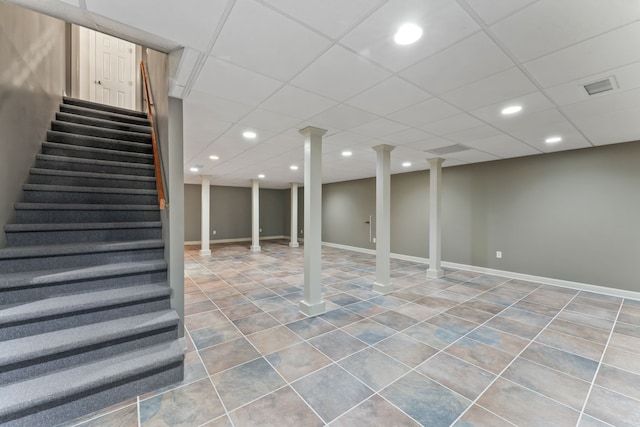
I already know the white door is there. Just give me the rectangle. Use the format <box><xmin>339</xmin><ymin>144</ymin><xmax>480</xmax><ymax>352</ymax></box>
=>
<box><xmin>91</xmin><ymin>32</ymin><xmax>136</xmax><ymax>109</ymax></box>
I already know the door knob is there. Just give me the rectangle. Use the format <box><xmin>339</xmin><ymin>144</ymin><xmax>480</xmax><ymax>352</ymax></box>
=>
<box><xmin>94</xmin><ymin>80</ymin><xmax>102</xmax><ymax>85</ymax></box>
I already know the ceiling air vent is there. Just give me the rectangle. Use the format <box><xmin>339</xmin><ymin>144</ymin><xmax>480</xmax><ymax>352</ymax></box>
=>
<box><xmin>583</xmin><ymin>76</ymin><xmax>617</xmax><ymax>96</ymax></box>
<box><xmin>427</xmin><ymin>144</ymin><xmax>469</xmax><ymax>155</ymax></box>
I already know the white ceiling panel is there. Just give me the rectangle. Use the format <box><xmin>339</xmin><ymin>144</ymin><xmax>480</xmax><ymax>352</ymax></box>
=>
<box><xmin>262</xmin><ymin>0</ymin><xmax>384</xmax><ymax>39</ymax></box>
<box><xmin>463</xmin><ymin>134</ymin><xmax>540</xmax><ymax>158</ymax></box>
<box><xmin>192</xmin><ymin>57</ymin><xmax>283</xmax><ymax>106</ymax></box>
<box><xmin>259</xmin><ymin>85</ymin><xmax>337</xmax><ymax>121</ymax></box>
<box><xmin>406</xmin><ymin>137</ymin><xmax>457</xmax><ymax>152</ymax></box>
<box><xmin>350</xmin><ymin>118</ymin><xmax>409</xmax><ymax>138</ymax></box>
<box><xmin>212</xmin><ymin>0</ymin><xmax>331</xmax><ymax>81</ymax></box>
<box><xmin>441</xmin><ymin>67</ymin><xmax>537</xmax><ymax>111</ymax></box>
<box><xmin>470</xmin><ymin>91</ymin><xmax>555</xmax><ymax>124</ymax></box>
<box><xmin>507</xmin><ymin>120</ymin><xmax>591</xmax><ymax>152</ymax></box>
<box><xmin>444</xmin><ymin>125</ymin><xmax>504</xmax><ymax>144</ymax></box>
<box><xmin>524</xmin><ymin>21</ymin><xmax>640</xmax><ymax>88</ymax></box>
<box><xmin>381</xmin><ymin>128</ymin><xmax>435</xmax><ymax>144</ymax></box>
<box><xmin>491</xmin><ymin>0</ymin><xmax>640</xmax><ymax>62</ymax></box>
<box><xmin>419</xmin><ymin>113</ymin><xmax>484</xmax><ymax>136</ymax></box>
<box><xmin>290</xmin><ymin>45</ymin><xmax>390</xmax><ymax>101</ymax></box>
<box><xmin>569</xmin><ymin>108</ymin><xmax>640</xmax><ymax>146</ymax></box>
<box><xmin>238</xmin><ymin>109</ymin><xmax>301</xmax><ymax>133</ymax></box>
<box><xmin>85</xmin><ymin>0</ymin><xmax>229</xmax><ymax>51</ymax></box>
<box><xmin>309</xmin><ymin>104</ymin><xmax>378</xmax><ymax>132</ymax></box>
<box><xmin>465</xmin><ymin>0</ymin><xmax>538</xmax><ymax>25</ymax></box>
<box><xmin>184</xmin><ymin>90</ymin><xmax>254</xmax><ymax>123</ymax></box>
<box><xmin>401</xmin><ymin>31</ymin><xmax>513</xmax><ymax>94</ymax></box>
<box><xmin>492</xmin><ymin>109</ymin><xmax>567</xmax><ymax>136</ymax></box>
<box><xmin>441</xmin><ymin>149</ymin><xmax>500</xmax><ymax>163</ymax></box>
<box><xmin>388</xmin><ymin>98</ymin><xmax>461</xmax><ymax>127</ymax></box>
<box><xmin>346</xmin><ymin>77</ymin><xmax>431</xmax><ymax>116</ymax></box>
<box><xmin>561</xmin><ymin>87</ymin><xmax>640</xmax><ymax>120</ymax></box>
<box><xmin>341</xmin><ymin>0</ymin><xmax>479</xmax><ymax>71</ymax></box>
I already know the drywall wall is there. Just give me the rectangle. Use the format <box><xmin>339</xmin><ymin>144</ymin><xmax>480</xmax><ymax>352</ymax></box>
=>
<box><xmin>0</xmin><ymin>3</ymin><xmax>66</xmax><ymax>248</ymax></box>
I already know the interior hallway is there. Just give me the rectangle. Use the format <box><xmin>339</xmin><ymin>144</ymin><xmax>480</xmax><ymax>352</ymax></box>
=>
<box><xmin>65</xmin><ymin>241</ymin><xmax>640</xmax><ymax>427</ymax></box>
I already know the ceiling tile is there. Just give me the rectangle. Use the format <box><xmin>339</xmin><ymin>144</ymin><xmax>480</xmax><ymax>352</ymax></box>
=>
<box><xmin>185</xmin><ymin>90</ymin><xmax>254</xmax><ymax>123</ymax></box>
<box><xmin>561</xmin><ymin>86</ymin><xmax>640</xmax><ymax>120</ymax></box>
<box><xmin>505</xmin><ymin>118</ymin><xmax>590</xmax><ymax>151</ymax></box>
<box><xmin>324</xmin><ymin>131</ymin><xmax>372</xmax><ymax>150</ymax></box>
<box><xmin>388</xmin><ymin>98</ymin><xmax>461</xmax><ymax>127</ymax></box>
<box><xmin>441</xmin><ymin>67</ymin><xmax>537</xmax><ymax>111</ymax></box>
<box><xmin>262</xmin><ymin>0</ymin><xmax>383</xmax><ymax>39</ymax></box>
<box><xmin>490</xmin><ymin>0</ymin><xmax>640</xmax><ymax>62</ymax></box>
<box><xmin>381</xmin><ymin>128</ymin><xmax>435</xmax><ymax>144</ymax></box>
<box><xmin>349</xmin><ymin>118</ymin><xmax>409</xmax><ymax>137</ymax></box>
<box><xmin>309</xmin><ymin>104</ymin><xmax>378</xmax><ymax>131</ymax></box>
<box><xmin>462</xmin><ymin>134</ymin><xmax>540</xmax><ymax>158</ymax></box>
<box><xmin>401</xmin><ymin>32</ymin><xmax>513</xmax><ymax>94</ymax></box>
<box><xmin>418</xmin><ymin>113</ymin><xmax>484</xmax><ymax>136</ymax></box>
<box><xmin>492</xmin><ymin>108</ymin><xmax>567</xmax><ymax>135</ymax></box>
<box><xmin>192</xmin><ymin>57</ymin><xmax>283</xmax><ymax>106</ymax></box>
<box><xmin>570</xmin><ymin>108</ymin><xmax>640</xmax><ymax>146</ymax></box>
<box><xmin>406</xmin><ymin>137</ymin><xmax>457</xmax><ymax>152</ymax></box>
<box><xmin>340</xmin><ymin>0</ymin><xmax>479</xmax><ymax>72</ymax></box>
<box><xmin>212</xmin><ymin>0</ymin><xmax>331</xmax><ymax>81</ymax></box>
<box><xmin>238</xmin><ymin>108</ymin><xmax>301</xmax><ymax>133</ymax></box>
<box><xmin>259</xmin><ymin>85</ymin><xmax>337</xmax><ymax>120</ymax></box>
<box><xmin>442</xmin><ymin>149</ymin><xmax>500</xmax><ymax>163</ymax></box>
<box><xmin>291</xmin><ymin>45</ymin><xmax>390</xmax><ymax>101</ymax></box>
<box><xmin>346</xmin><ymin>76</ymin><xmax>431</xmax><ymax>115</ymax></box>
<box><xmin>85</xmin><ymin>0</ymin><xmax>228</xmax><ymax>51</ymax></box>
<box><xmin>470</xmin><ymin>91</ymin><xmax>555</xmax><ymax>124</ymax></box>
<box><xmin>465</xmin><ymin>0</ymin><xmax>538</xmax><ymax>25</ymax></box>
<box><xmin>524</xmin><ymin>21</ymin><xmax>640</xmax><ymax>88</ymax></box>
<box><xmin>444</xmin><ymin>125</ymin><xmax>503</xmax><ymax>144</ymax></box>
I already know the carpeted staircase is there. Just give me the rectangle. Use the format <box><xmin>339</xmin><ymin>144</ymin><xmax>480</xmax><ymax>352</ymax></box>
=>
<box><xmin>0</xmin><ymin>97</ymin><xmax>184</xmax><ymax>426</ymax></box>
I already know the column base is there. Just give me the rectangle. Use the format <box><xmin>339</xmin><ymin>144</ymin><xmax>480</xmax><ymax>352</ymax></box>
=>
<box><xmin>299</xmin><ymin>300</ymin><xmax>326</xmax><ymax>317</ymax></box>
<box><xmin>250</xmin><ymin>245</ymin><xmax>261</xmax><ymax>252</ymax></box>
<box><xmin>199</xmin><ymin>249</ymin><xmax>211</xmax><ymax>256</ymax></box>
<box><xmin>427</xmin><ymin>268</ymin><xmax>444</xmax><ymax>279</ymax></box>
<box><xmin>373</xmin><ymin>282</ymin><xmax>393</xmax><ymax>295</ymax></box>
<box><xmin>289</xmin><ymin>241</ymin><xmax>299</xmax><ymax>248</ymax></box>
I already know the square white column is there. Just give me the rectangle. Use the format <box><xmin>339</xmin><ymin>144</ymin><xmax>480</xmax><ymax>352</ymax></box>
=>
<box><xmin>299</xmin><ymin>126</ymin><xmax>327</xmax><ymax>317</ymax></box>
<box><xmin>250</xmin><ymin>179</ymin><xmax>261</xmax><ymax>252</ymax></box>
<box><xmin>372</xmin><ymin>144</ymin><xmax>395</xmax><ymax>294</ymax></box>
<box><xmin>427</xmin><ymin>157</ymin><xmax>444</xmax><ymax>278</ymax></box>
<box><xmin>199</xmin><ymin>175</ymin><xmax>211</xmax><ymax>256</ymax></box>
<box><xmin>289</xmin><ymin>182</ymin><xmax>299</xmax><ymax>248</ymax></box>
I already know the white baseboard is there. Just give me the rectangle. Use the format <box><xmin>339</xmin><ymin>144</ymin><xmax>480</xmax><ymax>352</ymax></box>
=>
<box><xmin>322</xmin><ymin>242</ymin><xmax>640</xmax><ymax>301</ymax></box>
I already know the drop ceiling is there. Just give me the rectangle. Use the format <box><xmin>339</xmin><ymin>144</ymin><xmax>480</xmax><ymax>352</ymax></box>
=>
<box><xmin>9</xmin><ymin>0</ymin><xmax>640</xmax><ymax>188</ymax></box>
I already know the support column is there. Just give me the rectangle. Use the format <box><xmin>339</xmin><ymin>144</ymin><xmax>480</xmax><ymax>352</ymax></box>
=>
<box><xmin>289</xmin><ymin>182</ymin><xmax>299</xmax><ymax>248</ymax></box>
<box><xmin>299</xmin><ymin>126</ymin><xmax>327</xmax><ymax>316</ymax></box>
<box><xmin>427</xmin><ymin>157</ymin><xmax>445</xmax><ymax>278</ymax></box>
<box><xmin>199</xmin><ymin>175</ymin><xmax>211</xmax><ymax>256</ymax></box>
<box><xmin>250</xmin><ymin>179</ymin><xmax>261</xmax><ymax>252</ymax></box>
<box><xmin>372</xmin><ymin>144</ymin><xmax>395</xmax><ymax>294</ymax></box>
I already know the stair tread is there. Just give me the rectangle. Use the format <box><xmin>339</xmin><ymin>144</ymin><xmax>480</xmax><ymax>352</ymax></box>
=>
<box><xmin>15</xmin><ymin>203</ymin><xmax>159</xmax><ymax>211</ymax></box>
<box><xmin>60</xmin><ymin>104</ymin><xmax>150</xmax><ymax>126</ymax></box>
<box><xmin>36</xmin><ymin>154</ymin><xmax>154</xmax><ymax>170</ymax></box>
<box><xmin>0</xmin><ymin>239</ymin><xmax>164</xmax><ymax>260</ymax></box>
<box><xmin>0</xmin><ymin>284</ymin><xmax>171</xmax><ymax>324</ymax></box>
<box><xmin>0</xmin><ymin>310</ymin><xmax>178</xmax><ymax>367</ymax></box>
<box><xmin>0</xmin><ymin>340</ymin><xmax>183</xmax><ymax>417</ymax></box>
<box><xmin>63</xmin><ymin>97</ymin><xmax>148</xmax><ymax>119</ymax></box>
<box><xmin>23</xmin><ymin>183</ymin><xmax>158</xmax><ymax>195</ymax></box>
<box><xmin>47</xmin><ymin>131</ymin><xmax>152</xmax><ymax>152</ymax></box>
<box><xmin>0</xmin><ymin>260</ymin><xmax>167</xmax><ymax>289</ymax></box>
<box><xmin>52</xmin><ymin>121</ymin><xmax>151</xmax><ymax>142</ymax></box>
<box><xmin>43</xmin><ymin>141</ymin><xmax>153</xmax><ymax>160</ymax></box>
<box><xmin>29</xmin><ymin>167</ymin><xmax>156</xmax><ymax>182</ymax></box>
<box><xmin>5</xmin><ymin>221</ymin><xmax>161</xmax><ymax>232</ymax></box>
<box><xmin>57</xmin><ymin>112</ymin><xmax>151</xmax><ymax>134</ymax></box>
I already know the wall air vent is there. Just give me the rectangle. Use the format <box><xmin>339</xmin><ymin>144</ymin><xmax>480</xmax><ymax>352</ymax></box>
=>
<box><xmin>426</xmin><ymin>144</ymin><xmax>469</xmax><ymax>155</ymax></box>
<box><xmin>583</xmin><ymin>76</ymin><xmax>617</xmax><ymax>96</ymax></box>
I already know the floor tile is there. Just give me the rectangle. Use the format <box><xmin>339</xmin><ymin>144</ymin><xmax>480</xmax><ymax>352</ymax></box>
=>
<box><xmin>319</xmin><ymin>308</ymin><xmax>364</xmax><ymax>328</ymax></box>
<box><xmin>246</xmin><ymin>325</ymin><xmax>302</xmax><ymax>355</ymax></box>
<box><xmin>602</xmin><ymin>346</ymin><xmax>640</xmax><ymax>375</ymax></box>
<box><xmin>584</xmin><ymin>385</ymin><xmax>640</xmax><ymax>427</ymax></box>
<box><xmin>476</xmin><ymin>378</ymin><xmax>579</xmax><ymax>427</ymax></box>
<box><xmin>536</xmin><ymin>329</ymin><xmax>605</xmax><ymax>361</ymax></box>
<box><xmin>253</xmin><ymin>296</ymin><xmax>292</xmax><ymax>312</ymax></box>
<box><xmin>595</xmin><ymin>364</ymin><xmax>640</xmax><ymax>401</ymax></box>
<box><xmin>326</xmin><ymin>292</ymin><xmax>362</xmax><ymax>307</ymax></box>
<box><xmin>71</xmin><ymin>403</ymin><xmax>138</xmax><ymax>427</ymax></box>
<box><xmin>308</xmin><ymin>329</ymin><xmax>367</xmax><ymax>361</ymax></box>
<box><xmin>453</xmin><ymin>404</ymin><xmax>513</xmax><ymax>427</ymax></box>
<box><xmin>458</xmin><ymin>299</ymin><xmax>505</xmax><ymax>315</ymax></box>
<box><xmin>211</xmin><ymin>357</ymin><xmax>286</xmax><ymax>411</ymax></box>
<box><xmin>228</xmin><ymin>386</ymin><xmax>323</xmax><ymax>427</ymax></box>
<box><xmin>190</xmin><ymin>322</ymin><xmax>242</xmax><ymax>350</ymax></box>
<box><xmin>565</xmin><ymin>302</ymin><xmax>618</xmax><ymax>321</ymax></box>
<box><xmin>374</xmin><ymin>333</ymin><xmax>438</xmax><ymax>368</ymax></box>
<box><xmin>339</xmin><ymin>347</ymin><xmax>409</xmax><ymax>391</ymax></box>
<box><xmin>344</xmin><ymin>300</ymin><xmax>388</xmax><ymax>317</ymax></box>
<box><xmin>392</xmin><ymin>302</ymin><xmax>439</xmax><ymax>321</ymax></box>
<box><xmin>380</xmin><ymin>371</ymin><xmax>470</xmax><ymax>426</ymax></box>
<box><xmin>614</xmin><ymin>321</ymin><xmax>640</xmax><ymax>339</ymax></box>
<box><xmin>370</xmin><ymin>310</ymin><xmax>419</xmax><ymax>331</ymax></box>
<box><xmin>232</xmin><ymin>312</ymin><xmax>279</xmax><ymax>335</ymax></box>
<box><xmin>445</xmin><ymin>305</ymin><xmax>495</xmax><ymax>324</ymax></box>
<box><xmin>331</xmin><ymin>394</ymin><xmax>420</xmax><ymax>427</ymax></box>
<box><xmin>184</xmin><ymin>310</ymin><xmax>228</xmax><ymax>330</ymax></box>
<box><xmin>403</xmin><ymin>321</ymin><xmax>463</xmax><ymax>350</ymax></box>
<box><xmin>368</xmin><ymin>295</ymin><xmax>408</xmax><ymax>309</ymax></box>
<box><xmin>499</xmin><ymin>306</ymin><xmax>552</xmax><ymax>328</ymax></box>
<box><xmin>265</xmin><ymin>341</ymin><xmax>332</xmax><ymax>382</ymax></box>
<box><xmin>219</xmin><ymin>302</ymin><xmax>263</xmax><ymax>321</ymax></box>
<box><xmin>199</xmin><ymin>337</ymin><xmax>260</xmax><ymax>375</ymax></box>
<box><xmin>556</xmin><ymin>310</ymin><xmax>615</xmax><ymax>332</ymax></box>
<box><xmin>426</xmin><ymin>313</ymin><xmax>478</xmax><ymax>335</ymax></box>
<box><xmin>141</xmin><ymin>350</ymin><xmax>209</xmax><ymax>400</ymax></box>
<box><xmin>417</xmin><ymin>352</ymin><xmax>495</xmax><ymax>400</ymax></box>
<box><xmin>140</xmin><ymin>379</ymin><xmax>225</xmax><ymax>426</ymax></box>
<box><xmin>483</xmin><ymin>316</ymin><xmax>541</xmax><ymax>340</ymax></box>
<box><xmin>342</xmin><ymin>318</ymin><xmax>397</xmax><ymax>345</ymax></box>
<box><xmin>578</xmin><ymin>414</ymin><xmax>614</xmax><ymax>427</ymax></box>
<box><xmin>286</xmin><ymin>316</ymin><xmax>336</xmax><ymax>339</ymax></box>
<box><xmin>521</xmin><ymin>342</ymin><xmax>598</xmax><ymax>382</ymax></box>
<box><xmin>267</xmin><ymin>305</ymin><xmax>306</xmax><ymax>324</ymax></box>
<box><xmin>444</xmin><ymin>337</ymin><xmax>514</xmax><ymax>374</ymax></box>
<box><xmin>573</xmin><ymin>294</ymin><xmax>621</xmax><ymax>312</ymax></box>
<box><xmin>546</xmin><ymin>318</ymin><xmax>610</xmax><ymax>345</ymax></box>
<box><xmin>465</xmin><ymin>325</ymin><xmax>529</xmax><ymax>356</ymax></box>
<box><xmin>185</xmin><ymin>300</ymin><xmax>217</xmax><ymax>316</ymax></box>
<box><xmin>292</xmin><ymin>364</ymin><xmax>373</xmax><ymax>423</ymax></box>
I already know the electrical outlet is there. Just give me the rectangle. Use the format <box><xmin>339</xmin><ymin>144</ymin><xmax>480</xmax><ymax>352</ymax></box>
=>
<box><xmin>496</xmin><ymin>251</ymin><xmax>502</xmax><ymax>259</ymax></box>
<box><xmin>300</xmin><ymin>229</ymin><xmax>304</xmax><ymax>234</ymax></box>
<box><xmin>212</xmin><ymin>230</ymin><xmax>216</xmax><ymax>235</ymax></box>
<box><xmin>372</xmin><ymin>237</ymin><xmax>376</xmax><ymax>243</ymax></box>
<box><xmin>259</xmin><ymin>228</ymin><xmax>262</xmax><ymax>233</ymax></box>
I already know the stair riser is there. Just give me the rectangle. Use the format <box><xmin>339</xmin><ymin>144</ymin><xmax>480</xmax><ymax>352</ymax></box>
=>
<box><xmin>0</xmin><ymin>247</ymin><xmax>165</xmax><ymax>274</ymax></box>
<box><xmin>15</xmin><ymin>209</ymin><xmax>160</xmax><ymax>224</ymax></box>
<box><xmin>47</xmin><ymin>131</ymin><xmax>152</xmax><ymax>154</ymax></box>
<box><xmin>63</xmin><ymin>97</ymin><xmax>148</xmax><ymax>119</ymax></box>
<box><xmin>60</xmin><ymin>105</ymin><xmax>150</xmax><ymax>126</ymax></box>
<box><xmin>0</xmin><ymin>298</ymin><xmax>171</xmax><ymax>341</ymax></box>
<box><xmin>0</xmin><ymin>326</ymin><xmax>178</xmax><ymax>384</ymax></box>
<box><xmin>1</xmin><ymin>270</ymin><xmax>167</xmax><ymax>305</ymax></box>
<box><xmin>6</xmin><ymin>227</ymin><xmax>162</xmax><ymax>247</ymax></box>
<box><xmin>28</xmin><ymin>173</ymin><xmax>157</xmax><ymax>190</ymax></box>
<box><xmin>51</xmin><ymin>122</ymin><xmax>152</xmax><ymax>144</ymax></box>
<box><xmin>56</xmin><ymin>112</ymin><xmax>152</xmax><ymax>135</ymax></box>
<box><xmin>0</xmin><ymin>361</ymin><xmax>183</xmax><ymax>427</ymax></box>
<box><xmin>36</xmin><ymin>158</ymin><xmax>155</xmax><ymax>177</ymax></box>
<box><xmin>42</xmin><ymin>144</ymin><xmax>153</xmax><ymax>165</ymax></box>
<box><xmin>23</xmin><ymin>190</ymin><xmax>159</xmax><ymax>205</ymax></box>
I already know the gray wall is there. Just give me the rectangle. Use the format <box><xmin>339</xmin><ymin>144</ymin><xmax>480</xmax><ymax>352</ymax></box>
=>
<box><xmin>0</xmin><ymin>3</ymin><xmax>66</xmax><ymax>248</ymax></box>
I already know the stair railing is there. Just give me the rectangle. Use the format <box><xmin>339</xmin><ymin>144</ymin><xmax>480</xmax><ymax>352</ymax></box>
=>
<box><xmin>140</xmin><ymin>61</ymin><xmax>166</xmax><ymax>210</ymax></box>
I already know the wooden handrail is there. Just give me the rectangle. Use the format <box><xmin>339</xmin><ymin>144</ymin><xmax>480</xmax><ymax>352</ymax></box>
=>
<box><xmin>140</xmin><ymin>61</ymin><xmax>166</xmax><ymax>210</ymax></box>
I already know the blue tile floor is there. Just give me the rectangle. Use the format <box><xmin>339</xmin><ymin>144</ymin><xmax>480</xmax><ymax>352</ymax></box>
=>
<box><xmin>65</xmin><ymin>240</ymin><xmax>640</xmax><ymax>426</ymax></box>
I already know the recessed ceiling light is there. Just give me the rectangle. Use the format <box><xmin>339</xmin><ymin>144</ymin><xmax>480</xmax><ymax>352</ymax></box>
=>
<box><xmin>545</xmin><ymin>136</ymin><xmax>562</xmax><ymax>144</ymax></box>
<box><xmin>501</xmin><ymin>105</ymin><xmax>522</xmax><ymax>115</ymax></box>
<box><xmin>243</xmin><ymin>131</ymin><xmax>257</xmax><ymax>139</ymax></box>
<box><xmin>258</xmin><ymin>174</ymin><xmax>265</xmax><ymax>179</ymax></box>
<box><xmin>209</xmin><ymin>155</ymin><xmax>219</xmax><ymax>160</ymax></box>
<box><xmin>342</xmin><ymin>151</ymin><xmax>352</xmax><ymax>157</ymax></box>
<box><xmin>394</xmin><ymin>23</ymin><xmax>423</xmax><ymax>45</ymax></box>
<box><xmin>402</xmin><ymin>162</ymin><xmax>411</xmax><ymax>167</ymax></box>
<box><xmin>190</xmin><ymin>167</ymin><xmax>199</xmax><ymax>172</ymax></box>
<box><xmin>290</xmin><ymin>165</ymin><xmax>299</xmax><ymax>170</ymax></box>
